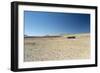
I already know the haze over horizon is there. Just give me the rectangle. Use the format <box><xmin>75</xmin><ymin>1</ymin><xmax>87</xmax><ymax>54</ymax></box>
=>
<box><xmin>24</xmin><ymin>11</ymin><xmax>90</xmax><ymax>36</ymax></box>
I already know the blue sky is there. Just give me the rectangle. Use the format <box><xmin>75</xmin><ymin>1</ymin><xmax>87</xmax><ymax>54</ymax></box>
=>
<box><xmin>24</xmin><ymin>11</ymin><xmax>90</xmax><ymax>36</ymax></box>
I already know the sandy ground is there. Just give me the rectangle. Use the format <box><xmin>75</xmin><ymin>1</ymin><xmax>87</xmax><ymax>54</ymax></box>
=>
<box><xmin>24</xmin><ymin>33</ymin><xmax>90</xmax><ymax>62</ymax></box>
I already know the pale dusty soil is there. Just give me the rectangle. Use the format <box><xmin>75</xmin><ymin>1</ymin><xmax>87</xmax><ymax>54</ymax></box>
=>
<box><xmin>24</xmin><ymin>33</ymin><xmax>90</xmax><ymax>62</ymax></box>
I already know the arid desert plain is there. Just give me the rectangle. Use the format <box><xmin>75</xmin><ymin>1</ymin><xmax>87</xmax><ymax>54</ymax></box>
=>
<box><xmin>24</xmin><ymin>33</ymin><xmax>90</xmax><ymax>62</ymax></box>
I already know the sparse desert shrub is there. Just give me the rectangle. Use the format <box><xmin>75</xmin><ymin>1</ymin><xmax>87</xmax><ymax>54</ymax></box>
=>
<box><xmin>67</xmin><ymin>36</ymin><xmax>76</xmax><ymax>39</ymax></box>
<box><xmin>33</xmin><ymin>42</ymin><xmax>36</xmax><ymax>45</ymax></box>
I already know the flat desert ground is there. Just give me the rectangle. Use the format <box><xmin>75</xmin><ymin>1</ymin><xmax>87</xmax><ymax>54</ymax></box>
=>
<box><xmin>24</xmin><ymin>33</ymin><xmax>90</xmax><ymax>62</ymax></box>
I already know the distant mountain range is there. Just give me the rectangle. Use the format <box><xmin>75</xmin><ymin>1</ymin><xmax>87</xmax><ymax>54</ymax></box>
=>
<box><xmin>24</xmin><ymin>35</ymin><xmax>29</xmax><ymax>37</ymax></box>
<box><xmin>24</xmin><ymin>33</ymin><xmax>89</xmax><ymax>38</ymax></box>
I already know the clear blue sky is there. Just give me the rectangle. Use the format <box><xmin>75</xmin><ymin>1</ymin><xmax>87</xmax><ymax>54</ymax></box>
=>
<box><xmin>24</xmin><ymin>11</ymin><xmax>90</xmax><ymax>36</ymax></box>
